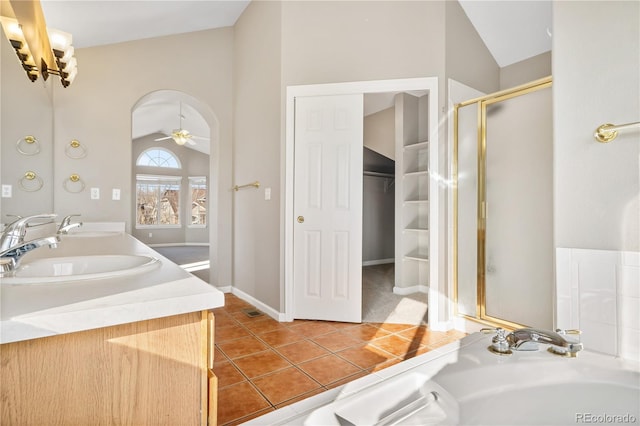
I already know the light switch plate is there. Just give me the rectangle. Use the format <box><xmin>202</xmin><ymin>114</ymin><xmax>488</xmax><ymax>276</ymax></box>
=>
<box><xmin>90</xmin><ymin>187</ymin><xmax>100</xmax><ymax>200</ymax></box>
<box><xmin>112</xmin><ymin>188</ymin><xmax>121</xmax><ymax>200</ymax></box>
<box><xmin>265</xmin><ymin>187</ymin><xmax>271</xmax><ymax>201</ymax></box>
<box><xmin>1</xmin><ymin>184</ymin><xmax>12</xmax><ymax>198</ymax></box>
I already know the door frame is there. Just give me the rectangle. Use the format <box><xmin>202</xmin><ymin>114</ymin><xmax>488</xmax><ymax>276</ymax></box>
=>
<box><xmin>283</xmin><ymin>77</ymin><xmax>442</xmax><ymax>326</ymax></box>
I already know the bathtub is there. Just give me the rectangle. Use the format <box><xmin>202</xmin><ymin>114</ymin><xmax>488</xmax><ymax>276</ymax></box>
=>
<box><xmin>244</xmin><ymin>331</ymin><xmax>640</xmax><ymax>425</ymax></box>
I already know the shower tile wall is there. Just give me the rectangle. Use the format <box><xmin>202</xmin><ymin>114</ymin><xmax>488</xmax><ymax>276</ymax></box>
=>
<box><xmin>556</xmin><ymin>248</ymin><xmax>640</xmax><ymax>360</ymax></box>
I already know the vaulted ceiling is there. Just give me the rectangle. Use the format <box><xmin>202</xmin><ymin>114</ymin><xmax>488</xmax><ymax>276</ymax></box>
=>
<box><xmin>39</xmin><ymin>1</ymin><xmax>552</xmax><ymax>151</ymax></box>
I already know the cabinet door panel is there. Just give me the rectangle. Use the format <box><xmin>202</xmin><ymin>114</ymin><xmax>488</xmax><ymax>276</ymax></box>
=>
<box><xmin>1</xmin><ymin>312</ymin><xmax>203</xmax><ymax>425</ymax></box>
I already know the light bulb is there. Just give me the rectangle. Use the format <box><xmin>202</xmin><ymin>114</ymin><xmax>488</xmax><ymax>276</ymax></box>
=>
<box><xmin>0</xmin><ymin>17</ymin><xmax>26</xmax><ymax>43</ymax></box>
<box><xmin>47</xmin><ymin>28</ymin><xmax>72</xmax><ymax>52</ymax></box>
<box><xmin>66</xmin><ymin>67</ymin><xmax>78</xmax><ymax>84</ymax></box>
<box><xmin>62</xmin><ymin>57</ymin><xmax>77</xmax><ymax>72</ymax></box>
<box><xmin>61</xmin><ymin>46</ymin><xmax>74</xmax><ymax>62</ymax></box>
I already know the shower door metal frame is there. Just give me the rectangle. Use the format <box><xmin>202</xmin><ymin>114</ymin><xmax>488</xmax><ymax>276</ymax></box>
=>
<box><xmin>453</xmin><ymin>76</ymin><xmax>553</xmax><ymax>330</ymax></box>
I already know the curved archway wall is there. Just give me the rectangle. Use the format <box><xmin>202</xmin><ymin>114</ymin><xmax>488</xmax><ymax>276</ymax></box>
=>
<box><xmin>51</xmin><ymin>28</ymin><xmax>234</xmax><ymax>288</ymax></box>
<box><xmin>131</xmin><ymin>90</ymin><xmax>215</xmax><ymax>246</ymax></box>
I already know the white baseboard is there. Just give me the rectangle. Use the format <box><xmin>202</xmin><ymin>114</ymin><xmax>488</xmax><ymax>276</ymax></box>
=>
<box><xmin>429</xmin><ymin>320</ymin><xmax>453</xmax><ymax>332</ymax></box>
<box><xmin>231</xmin><ymin>287</ymin><xmax>286</xmax><ymax>322</ymax></box>
<box><xmin>149</xmin><ymin>242</ymin><xmax>210</xmax><ymax>248</ymax></box>
<box><xmin>79</xmin><ymin>222</ymin><xmax>126</xmax><ymax>232</ymax></box>
<box><xmin>392</xmin><ymin>285</ymin><xmax>428</xmax><ymax>295</ymax></box>
<box><xmin>453</xmin><ymin>316</ymin><xmax>486</xmax><ymax>334</ymax></box>
<box><xmin>362</xmin><ymin>258</ymin><xmax>395</xmax><ymax>266</ymax></box>
<box><xmin>216</xmin><ymin>285</ymin><xmax>232</xmax><ymax>293</ymax></box>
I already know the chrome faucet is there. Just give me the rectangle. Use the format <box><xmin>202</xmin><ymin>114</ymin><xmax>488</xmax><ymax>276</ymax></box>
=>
<box><xmin>483</xmin><ymin>327</ymin><xmax>583</xmax><ymax>357</ymax></box>
<box><xmin>0</xmin><ymin>214</ymin><xmax>60</xmax><ymax>274</ymax></box>
<box><xmin>57</xmin><ymin>214</ymin><xmax>83</xmax><ymax>234</ymax></box>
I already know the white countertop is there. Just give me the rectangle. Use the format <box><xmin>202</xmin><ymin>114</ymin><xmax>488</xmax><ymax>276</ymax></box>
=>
<box><xmin>0</xmin><ymin>232</ymin><xmax>224</xmax><ymax>344</ymax></box>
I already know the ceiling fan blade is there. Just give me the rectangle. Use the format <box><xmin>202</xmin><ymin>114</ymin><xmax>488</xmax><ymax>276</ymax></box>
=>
<box><xmin>154</xmin><ymin>136</ymin><xmax>172</xmax><ymax>141</ymax></box>
<box><xmin>191</xmin><ymin>135</ymin><xmax>210</xmax><ymax>141</ymax></box>
<box><xmin>187</xmin><ymin>139</ymin><xmax>196</xmax><ymax>145</ymax></box>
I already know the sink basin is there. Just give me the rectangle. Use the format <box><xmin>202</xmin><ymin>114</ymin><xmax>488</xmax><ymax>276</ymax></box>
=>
<box><xmin>1</xmin><ymin>255</ymin><xmax>160</xmax><ymax>284</ymax></box>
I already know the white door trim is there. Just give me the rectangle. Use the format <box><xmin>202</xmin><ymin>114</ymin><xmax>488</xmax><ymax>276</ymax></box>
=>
<box><xmin>283</xmin><ymin>77</ymin><xmax>441</xmax><ymax>326</ymax></box>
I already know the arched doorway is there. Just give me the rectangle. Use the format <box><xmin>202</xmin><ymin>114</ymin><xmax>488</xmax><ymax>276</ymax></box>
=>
<box><xmin>131</xmin><ymin>90</ymin><xmax>220</xmax><ymax>284</ymax></box>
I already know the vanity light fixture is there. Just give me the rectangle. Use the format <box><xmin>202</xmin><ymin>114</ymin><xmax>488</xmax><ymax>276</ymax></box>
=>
<box><xmin>0</xmin><ymin>15</ymin><xmax>78</xmax><ymax>87</ymax></box>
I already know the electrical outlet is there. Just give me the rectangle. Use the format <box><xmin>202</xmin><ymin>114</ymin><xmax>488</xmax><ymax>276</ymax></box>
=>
<box><xmin>90</xmin><ymin>187</ymin><xmax>100</xmax><ymax>200</ymax></box>
<box><xmin>1</xmin><ymin>184</ymin><xmax>12</xmax><ymax>198</ymax></box>
<box><xmin>112</xmin><ymin>188</ymin><xmax>121</xmax><ymax>200</ymax></box>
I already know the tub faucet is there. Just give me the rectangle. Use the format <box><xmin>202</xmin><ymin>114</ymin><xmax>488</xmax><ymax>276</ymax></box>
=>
<box><xmin>0</xmin><ymin>214</ymin><xmax>60</xmax><ymax>273</ymax></box>
<box><xmin>509</xmin><ymin>327</ymin><xmax>583</xmax><ymax>356</ymax></box>
<box><xmin>57</xmin><ymin>214</ymin><xmax>83</xmax><ymax>234</ymax></box>
<box><xmin>483</xmin><ymin>327</ymin><xmax>583</xmax><ymax>357</ymax></box>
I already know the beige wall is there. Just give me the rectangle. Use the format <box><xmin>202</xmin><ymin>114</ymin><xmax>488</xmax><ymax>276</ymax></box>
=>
<box><xmin>444</xmin><ymin>0</ymin><xmax>499</xmax><ymax>94</ymax></box>
<box><xmin>364</xmin><ymin>107</ymin><xmax>395</xmax><ymax>160</ymax></box>
<box><xmin>281</xmin><ymin>1</ymin><xmax>446</xmax><ymax>87</ymax></box>
<box><xmin>233</xmin><ymin>1</ymin><xmax>282</xmax><ymax>308</ymax></box>
<box><xmin>1</xmin><ymin>31</ymin><xmax>54</xmax><ymax>219</ymax></box>
<box><xmin>51</xmin><ymin>28</ymin><xmax>235</xmax><ymax>287</ymax></box>
<box><xmin>554</xmin><ymin>1</ymin><xmax>639</xmax><ymax>251</ymax></box>
<box><xmin>553</xmin><ymin>1</ymin><xmax>639</xmax><ymax>360</ymax></box>
<box><xmin>500</xmin><ymin>51</ymin><xmax>552</xmax><ymax>90</ymax></box>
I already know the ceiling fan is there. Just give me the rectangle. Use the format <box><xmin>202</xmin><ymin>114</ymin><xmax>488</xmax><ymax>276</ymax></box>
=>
<box><xmin>154</xmin><ymin>102</ymin><xmax>208</xmax><ymax>146</ymax></box>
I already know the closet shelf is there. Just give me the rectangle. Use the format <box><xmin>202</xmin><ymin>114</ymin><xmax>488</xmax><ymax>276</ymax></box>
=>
<box><xmin>403</xmin><ymin>170</ymin><xmax>429</xmax><ymax>177</ymax></box>
<box><xmin>403</xmin><ymin>141</ymin><xmax>429</xmax><ymax>151</ymax></box>
<box><xmin>395</xmin><ymin>92</ymin><xmax>432</xmax><ymax>292</ymax></box>
<box><xmin>404</xmin><ymin>227</ymin><xmax>429</xmax><ymax>233</ymax></box>
<box><xmin>403</xmin><ymin>253</ymin><xmax>429</xmax><ymax>262</ymax></box>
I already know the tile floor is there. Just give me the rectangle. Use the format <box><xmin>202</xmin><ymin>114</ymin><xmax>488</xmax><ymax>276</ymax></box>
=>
<box><xmin>213</xmin><ymin>294</ymin><xmax>466</xmax><ymax>425</ymax></box>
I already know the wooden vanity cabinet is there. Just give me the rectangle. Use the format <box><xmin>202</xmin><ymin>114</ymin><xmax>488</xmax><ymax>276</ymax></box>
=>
<box><xmin>1</xmin><ymin>310</ymin><xmax>217</xmax><ymax>425</ymax></box>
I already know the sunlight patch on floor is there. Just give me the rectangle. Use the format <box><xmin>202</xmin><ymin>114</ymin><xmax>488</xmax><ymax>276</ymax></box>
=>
<box><xmin>179</xmin><ymin>260</ymin><xmax>210</xmax><ymax>272</ymax></box>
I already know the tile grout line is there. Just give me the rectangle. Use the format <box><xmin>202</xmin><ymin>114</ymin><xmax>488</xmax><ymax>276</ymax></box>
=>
<box><xmin>214</xmin><ymin>294</ymin><xmax>467</xmax><ymax>425</ymax></box>
<box><xmin>216</xmin><ymin>312</ymin><xmax>375</xmax><ymax>412</ymax></box>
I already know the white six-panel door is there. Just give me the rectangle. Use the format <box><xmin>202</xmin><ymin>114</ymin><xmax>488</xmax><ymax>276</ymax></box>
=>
<box><xmin>293</xmin><ymin>94</ymin><xmax>363</xmax><ymax>322</ymax></box>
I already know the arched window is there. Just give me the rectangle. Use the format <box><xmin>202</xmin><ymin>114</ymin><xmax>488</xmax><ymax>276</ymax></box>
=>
<box><xmin>136</xmin><ymin>147</ymin><xmax>181</xmax><ymax>169</ymax></box>
<box><xmin>136</xmin><ymin>147</ymin><xmax>182</xmax><ymax>226</ymax></box>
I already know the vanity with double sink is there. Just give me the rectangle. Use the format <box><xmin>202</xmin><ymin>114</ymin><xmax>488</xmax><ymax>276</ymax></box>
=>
<box><xmin>0</xmin><ymin>215</ymin><xmax>224</xmax><ymax>425</ymax></box>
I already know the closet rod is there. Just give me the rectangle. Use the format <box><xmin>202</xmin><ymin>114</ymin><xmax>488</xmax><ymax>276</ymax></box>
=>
<box><xmin>594</xmin><ymin>121</ymin><xmax>640</xmax><ymax>143</ymax></box>
<box><xmin>364</xmin><ymin>171</ymin><xmax>394</xmax><ymax>178</ymax></box>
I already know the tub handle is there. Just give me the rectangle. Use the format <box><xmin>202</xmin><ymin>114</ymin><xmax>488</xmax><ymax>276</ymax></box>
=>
<box><xmin>481</xmin><ymin>327</ymin><xmax>513</xmax><ymax>355</ymax></box>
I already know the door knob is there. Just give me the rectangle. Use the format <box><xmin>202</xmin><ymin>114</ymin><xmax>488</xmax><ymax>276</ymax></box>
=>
<box><xmin>297</xmin><ymin>216</ymin><xmax>305</xmax><ymax>223</ymax></box>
